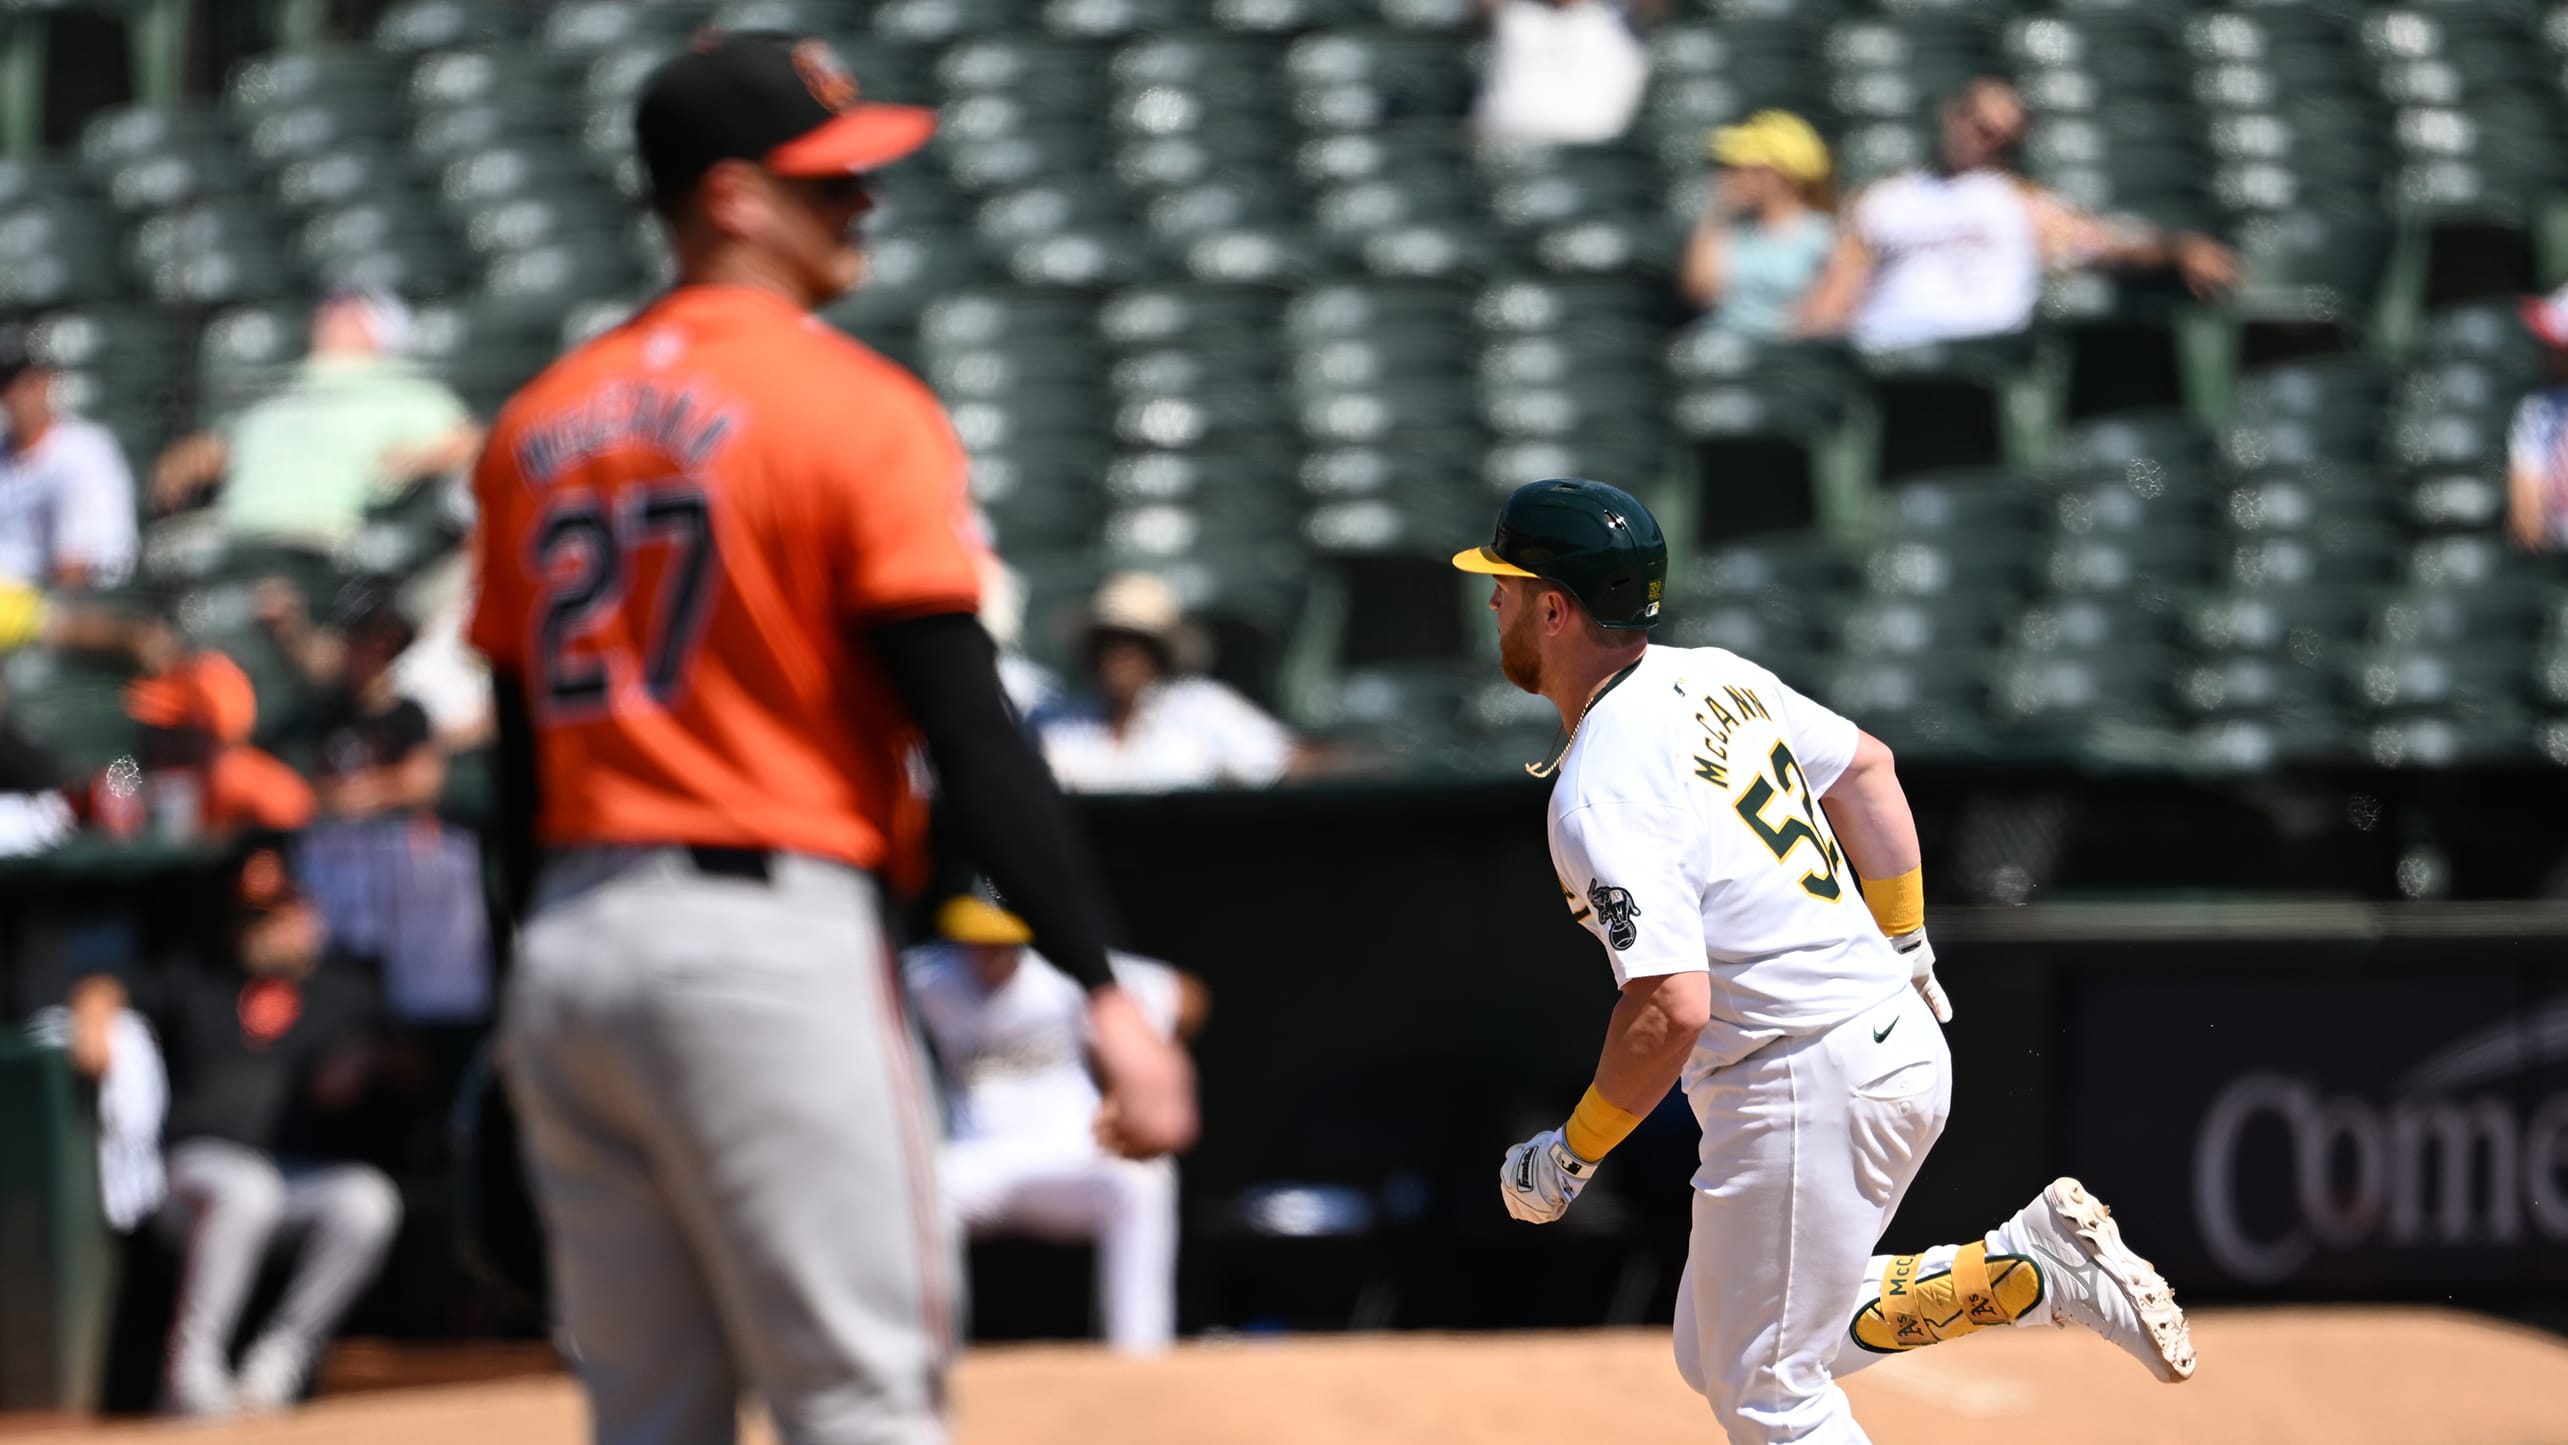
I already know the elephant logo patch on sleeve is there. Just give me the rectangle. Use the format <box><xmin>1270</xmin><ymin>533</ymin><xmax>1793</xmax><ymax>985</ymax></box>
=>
<box><xmin>1586</xmin><ymin>878</ymin><xmax>1641</xmax><ymax>950</ymax></box>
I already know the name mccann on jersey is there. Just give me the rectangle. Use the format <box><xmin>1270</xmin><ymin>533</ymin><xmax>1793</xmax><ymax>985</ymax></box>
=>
<box><xmin>1688</xmin><ymin>680</ymin><xmax>1777</xmax><ymax>790</ymax></box>
<box><xmin>512</xmin><ymin>380</ymin><xmax>742</xmax><ymax>485</ymax></box>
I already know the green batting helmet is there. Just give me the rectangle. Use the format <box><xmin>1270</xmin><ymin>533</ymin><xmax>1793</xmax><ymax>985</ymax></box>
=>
<box><xmin>1452</xmin><ymin>478</ymin><xmax>1667</xmax><ymax>629</ymax></box>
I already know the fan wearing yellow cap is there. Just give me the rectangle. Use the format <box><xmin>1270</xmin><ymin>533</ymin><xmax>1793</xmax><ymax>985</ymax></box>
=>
<box><xmin>1678</xmin><ymin>110</ymin><xmax>1838</xmax><ymax>341</ymax></box>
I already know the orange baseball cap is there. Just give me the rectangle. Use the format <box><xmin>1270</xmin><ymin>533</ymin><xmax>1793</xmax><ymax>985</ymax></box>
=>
<box><xmin>124</xmin><ymin>652</ymin><xmax>257</xmax><ymax>744</ymax></box>
<box><xmin>634</xmin><ymin>30</ymin><xmax>934</xmax><ymax>208</ymax></box>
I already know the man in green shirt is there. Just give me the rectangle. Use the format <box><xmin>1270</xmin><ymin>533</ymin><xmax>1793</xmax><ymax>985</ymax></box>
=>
<box><xmin>153</xmin><ymin>287</ymin><xmax>483</xmax><ymax>555</ymax></box>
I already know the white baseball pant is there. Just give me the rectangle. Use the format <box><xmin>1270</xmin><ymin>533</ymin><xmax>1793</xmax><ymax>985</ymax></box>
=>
<box><xmin>942</xmin><ymin>1136</ymin><xmax>1177</xmax><ymax>1355</ymax></box>
<box><xmin>1673</xmin><ymin>982</ymin><xmax>1953</xmax><ymax>1444</ymax></box>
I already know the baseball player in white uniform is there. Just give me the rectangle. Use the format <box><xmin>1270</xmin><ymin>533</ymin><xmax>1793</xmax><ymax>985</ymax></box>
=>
<box><xmin>905</xmin><ymin>897</ymin><xmax>1206</xmax><ymax>1355</ymax></box>
<box><xmin>1455</xmin><ymin>479</ymin><xmax>2194</xmax><ymax>1444</ymax></box>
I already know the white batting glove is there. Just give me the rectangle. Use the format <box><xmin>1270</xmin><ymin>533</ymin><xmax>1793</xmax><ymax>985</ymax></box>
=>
<box><xmin>1499</xmin><ymin>1128</ymin><xmax>1597</xmax><ymax>1225</ymax></box>
<box><xmin>1891</xmin><ymin>927</ymin><xmax>1952</xmax><ymax>1023</ymax></box>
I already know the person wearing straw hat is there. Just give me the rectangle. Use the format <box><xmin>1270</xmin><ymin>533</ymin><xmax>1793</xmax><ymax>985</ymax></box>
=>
<box><xmin>1037</xmin><ymin>572</ymin><xmax>1295</xmax><ymax>794</ymax></box>
<box><xmin>905</xmin><ymin>893</ymin><xmax>1208</xmax><ymax>1355</ymax></box>
<box><xmin>1679</xmin><ymin>111</ymin><xmax>1838</xmax><ymax>342</ymax></box>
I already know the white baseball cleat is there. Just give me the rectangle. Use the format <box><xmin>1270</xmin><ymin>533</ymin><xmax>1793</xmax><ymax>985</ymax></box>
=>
<box><xmin>2008</xmin><ymin>1176</ymin><xmax>2195</xmax><ymax>1383</ymax></box>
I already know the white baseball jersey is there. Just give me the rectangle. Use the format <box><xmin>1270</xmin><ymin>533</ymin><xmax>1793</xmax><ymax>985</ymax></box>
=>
<box><xmin>1848</xmin><ymin>168</ymin><xmax>2042</xmax><ymax>352</ymax></box>
<box><xmin>904</xmin><ymin>946</ymin><xmax>1182</xmax><ymax>1143</ymax></box>
<box><xmin>1546</xmin><ymin>644</ymin><xmax>1908</xmax><ymax>1085</ymax></box>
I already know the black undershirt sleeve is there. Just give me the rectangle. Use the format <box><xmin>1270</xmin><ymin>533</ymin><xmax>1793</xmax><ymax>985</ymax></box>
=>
<box><xmin>490</xmin><ymin>670</ymin><xmax>540</xmax><ymax>933</ymax></box>
<box><xmin>864</xmin><ymin>611</ymin><xmax>1117</xmax><ymax>991</ymax></box>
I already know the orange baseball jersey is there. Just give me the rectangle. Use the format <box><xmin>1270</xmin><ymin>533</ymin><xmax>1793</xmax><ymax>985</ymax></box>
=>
<box><xmin>466</xmin><ymin>284</ymin><xmax>983</xmax><ymax>876</ymax></box>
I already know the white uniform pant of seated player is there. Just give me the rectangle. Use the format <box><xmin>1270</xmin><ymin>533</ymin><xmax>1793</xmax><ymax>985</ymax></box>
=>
<box><xmin>1668</xmin><ymin>984</ymin><xmax>2192</xmax><ymax>1445</ymax></box>
<box><xmin>942</xmin><ymin>1135</ymin><xmax>1177</xmax><ymax>1355</ymax></box>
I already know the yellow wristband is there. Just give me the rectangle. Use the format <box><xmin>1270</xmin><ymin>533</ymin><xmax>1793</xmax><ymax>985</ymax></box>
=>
<box><xmin>1861</xmin><ymin>865</ymin><xmax>1925</xmax><ymax>938</ymax></box>
<box><xmin>1563</xmin><ymin>1084</ymin><xmax>1644</xmax><ymax>1163</ymax></box>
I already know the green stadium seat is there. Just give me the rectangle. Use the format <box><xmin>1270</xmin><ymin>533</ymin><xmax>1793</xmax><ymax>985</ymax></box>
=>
<box><xmin>1047</xmin><ymin>0</ymin><xmax>1198</xmax><ymax>38</ymax></box>
<box><xmin>2408</xmin><ymin>532</ymin><xmax>2549</xmax><ymax>590</ymax></box>
<box><xmin>375</xmin><ymin>0</ymin><xmax>532</xmax><ymax>53</ymax></box>
<box><xmin>2186</xmin><ymin>711</ymin><xmax>2354</xmax><ymax>771</ymax></box>
<box><xmin>1812</xmin><ymin>653</ymin><xmax>1991</xmax><ymax>745</ymax></box>
<box><xmin>2418</xmin><ymin>298</ymin><xmax>2545</xmax><ymax>368</ymax></box>
<box><xmin>1867</xmin><ymin>537</ymin><xmax>2035</xmax><ymax>597</ymax></box>
<box><xmin>2055</xmin><ymin>409</ymin><xmax>2217</xmax><ymax>479</ymax></box>
<box><xmin>2222</xmin><ymin>413</ymin><xmax>2371</xmax><ymax>470</ymax></box>
<box><xmin>2363</xmin><ymin>708</ymin><xmax>2532</xmax><ymax>766</ymax></box>
<box><xmin>2235</xmin><ymin>355</ymin><xmax>2394</xmax><ymax>438</ymax></box>
<box><xmin>0</xmin><ymin>211</ymin><xmax>122</xmax><ymax>308</ymax></box>
<box><xmin>1680</xmin><ymin>535</ymin><xmax>1858</xmax><ymax>604</ymax></box>
<box><xmin>1883</xmin><ymin>469</ymin><xmax>2045</xmax><ymax>536</ymax></box>
<box><xmin>2371</xmin><ymin>583</ymin><xmax>2548</xmax><ymax>648</ymax></box>
<box><xmin>2404</xmin><ymin>465</ymin><xmax>2506</xmax><ymax>531</ymax></box>
<box><xmin>2352</xmin><ymin>641</ymin><xmax>2522</xmax><ymax>713</ymax></box>
<box><xmin>2046</xmin><ymin>532</ymin><xmax>2216</xmax><ymax>594</ymax></box>
<box><xmin>2224</xmin><ymin>204</ymin><xmax>2396</xmax><ymax>333</ymax></box>
<box><xmin>227</xmin><ymin>46</ymin><xmax>402</xmax><ymax>113</ymax></box>
<box><xmin>2185</xmin><ymin>586</ymin><xmax>2371</xmax><ymax>653</ymax></box>
<box><xmin>1834</xmin><ymin>593</ymin><xmax>2008</xmax><ymax>657</ymax></box>
<box><xmin>536</xmin><ymin>0</ymin><xmax>698</xmax><ymax>61</ymax></box>
<box><xmin>1992</xmin><ymin>646</ymin><xmax>2179</xmax><ymax>730</ymax></box>
<box><xmin>2047</xmin><ymin>469</ymin><xmax>2218</xmax><ymax>542</ymax></box>
<box><xmin>2177</xmin><ymin>651</ymin><xmax>2342</xmax><ymax>721</ymax></box>
<box><xmin>2220</xmin><ymin>467</ymin><xmax>2393</xmax><ymax>534</ymax></box>
<box><xmin>1661</xmin><ymin>596</ymin><xmax>1821</xmax><ymax>656</ymax></box>
<box><xmin>2011</xmin><ymin>595</ymin><xmax>2184</xmax><ymax>652</ymax></box>
<box><xmin>2230</xmin><ymin>528</ymin><xmax>2404</xmax><ymax>588</ymax></box>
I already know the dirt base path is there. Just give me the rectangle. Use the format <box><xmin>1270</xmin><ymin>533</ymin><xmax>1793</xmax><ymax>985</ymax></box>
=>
<box><xmin>7</xmin><ymin>1307</ymin><xmax>2562</xmax><ymax>1445</ymax></box>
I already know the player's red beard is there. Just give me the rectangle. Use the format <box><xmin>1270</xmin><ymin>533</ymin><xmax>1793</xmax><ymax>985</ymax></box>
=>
<box><xmin>1498</xmin><ymin>603</ymin><xmax>1543</xmax><ymax>694</ymax></box>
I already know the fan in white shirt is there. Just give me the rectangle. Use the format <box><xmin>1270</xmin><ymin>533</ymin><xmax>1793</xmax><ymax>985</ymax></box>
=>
<box><xmin>905</xmin><ymin>896</ymin><xmax>1210</xmax><ymax>1355</ymax></box>
<box><xmin>0</xmin><ymin>330</ymin><xmax>137</xmax><ymax>590</ymax></box>
<box><xmin>1798</xmin><ymin>78</ymin><xmax>2238</xmax><ymax>352</ymax></box>
<box><xmin>1037</xmin><ymin>572</ymin><xmax>1295</xmax><ymax>793</ymax></box>
<box><xmin>1472</xmin><ymin>0</ymin><xmax>1652</xmax><ymax>148</ymax></box>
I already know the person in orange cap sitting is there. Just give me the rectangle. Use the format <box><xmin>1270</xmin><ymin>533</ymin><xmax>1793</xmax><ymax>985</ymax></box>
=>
<box><xmin>123</xmin><ymin>649</ymin><xmax>313</xmax><ymax>839</ymax></box>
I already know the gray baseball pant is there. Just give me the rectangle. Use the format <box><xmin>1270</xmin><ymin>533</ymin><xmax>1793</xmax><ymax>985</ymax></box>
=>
<box><xmin>163</xmin><ymin>1139</ymin><xmax>403</xmax><ymax>1391</ymax></box>
<box><xmin>503</xmin><ymin>846</ymin><xmax>954</xmax><ymax>1445</ymax></box>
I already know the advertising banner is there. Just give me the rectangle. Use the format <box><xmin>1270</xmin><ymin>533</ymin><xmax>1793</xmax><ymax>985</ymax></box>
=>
<box><xmin>2059</xmin><ymin>957</ymin><xmax>2568</xmax><ymax>1298</ymax></box>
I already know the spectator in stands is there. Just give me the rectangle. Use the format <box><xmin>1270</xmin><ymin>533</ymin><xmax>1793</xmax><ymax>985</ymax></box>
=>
<box><xmin>1037</xmin><ymin>572</ymin><xmax>1296</xmax><ymax>793</ymax></box>
<box><xmin>148</xmin><ymin>286</ymin><xmax>482</xmax><ymax>557</ymax></box>
<box><xmin>278</xmin><ymin>586</ymin><xmax>492</xmax><ymax>1030</ymax></box>
<box><xmin>383</xmin><ymin>557</ymin><xmax>493</xmax><ymax>752</ymax></box>
<box><xmin>0</xmin><ymin>325</ymin><xmax>137</xmax><ymax>590</ymax></box>
<box><xmin>1472</xmin><ymin>0</ymin><xmax>1655</xmax><ymax>149</ymax></box>
<box><xmin>68</xmin><ymin>848</ymin><xmax>401</xmax><ymax>1418</ymax></box>
<box><xmin>906</xmin><ymin>893</ymin><xmax>1208</xmax><ymax>1356</ymax></box>
<box><xmin>1678</xmin><ymin>111</ymin><xmax>1837</xmax><ymax>340</ymax></box>
<box><xmin>124</xmin><ymin>645</ymin><xmax>315</xmax><ymax>839</ymax></box>
<box><xmin>1797</xmin><ymin>77</ymin><xmax>2239</xmax><ymax>352</ymax></box>
<box><xmin>2509</xmin><ymin>283</ymin><xmax>2568</xmax><ymax>551</ymax></box>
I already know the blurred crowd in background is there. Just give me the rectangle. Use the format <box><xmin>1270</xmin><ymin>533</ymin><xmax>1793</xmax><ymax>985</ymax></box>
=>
<box><xmin>1</xmin><ymin>0</ymin><xmax>2565</xmax><ymax>1415</ymax></box>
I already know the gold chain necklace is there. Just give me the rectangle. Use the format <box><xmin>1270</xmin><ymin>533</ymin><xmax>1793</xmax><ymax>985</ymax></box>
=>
<box><xmin>1524</xmin><ymin>656</ymin><xmax>1644</xmax><ymax>779</ymax></box>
